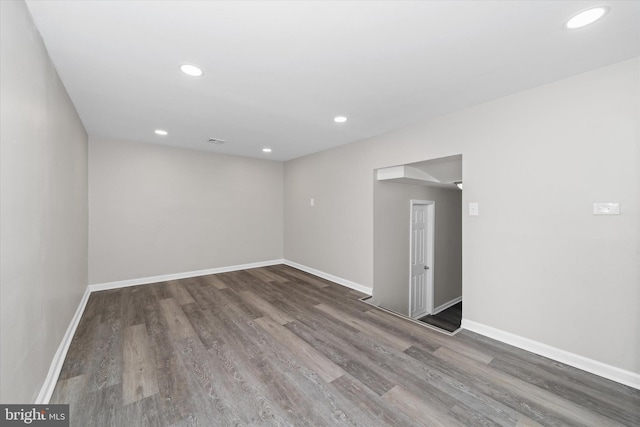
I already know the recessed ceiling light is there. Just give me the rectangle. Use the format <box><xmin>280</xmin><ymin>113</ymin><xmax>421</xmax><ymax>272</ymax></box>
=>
<box><xmin>334</xmin><ymin>116</ymin><xmax>348</xmax><ymax>123</ymax></box>
<box><xmin>262</xmin><ymin>148</ymin><xmax>272</xmax><ymax>153</ymax></box>
<box><xmin>566</xmin><ymin>7</ymin><xmax>608</xmax><ymax>29</ymax></box>
<box><xmin>154</xmin><ymin>129</ymin><xmax>168</xmax><ymax>135</ymax></box>
<box><xmin>180</xmin><ymin>64</ymin><xmax>203</xmax><ymax>77</ymax></box>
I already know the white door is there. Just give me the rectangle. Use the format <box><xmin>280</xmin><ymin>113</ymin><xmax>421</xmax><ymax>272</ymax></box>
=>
<box><xmin>409</xmin><ymin>202</ymin><xmax>434</xmax><ymax>318</ymax></box>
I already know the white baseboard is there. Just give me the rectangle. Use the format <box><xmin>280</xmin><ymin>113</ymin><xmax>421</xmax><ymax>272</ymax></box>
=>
<box><xmin>282</xmin><ymin>260</ymin><xmax>372</xmax><ymax>295</ymax></box>
<box><xmin>88</xmin><ymin>259</ymin><xmax>284</xmax><ymax>292</ymax></box>
<box><xmin>461</xmin><ymin>319</ymin><xmax>640</xmax><ymax>391</ymax></box>
<box><xmin>35</xmin><ymin>286</ymin><xmax>92</xmax><ymax>404</ymax></box>
<box><xmin>433</xmin><ymin>296</ymin><xmax>462</xmax><ymax>315</ymax></box>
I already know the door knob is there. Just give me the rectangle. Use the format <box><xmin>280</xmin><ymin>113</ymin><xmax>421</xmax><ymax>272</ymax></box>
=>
<box><xmin>424</xmin><ymin>266</ymin><xmax>430</xmax><ymax>270</ymax></box>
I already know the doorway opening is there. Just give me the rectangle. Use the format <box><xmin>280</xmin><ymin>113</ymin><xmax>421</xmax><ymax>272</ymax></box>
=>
<box><xmin>371</xmin><ymin>154</ymin><xmax>463</xmax><ymax>335</ymax></box>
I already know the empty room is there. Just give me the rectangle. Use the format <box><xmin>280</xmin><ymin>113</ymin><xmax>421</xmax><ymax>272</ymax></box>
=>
<box><xmin>1</xmin><ymin>1</ymin><xmax>639</xmax><ymax>426</ymax></box>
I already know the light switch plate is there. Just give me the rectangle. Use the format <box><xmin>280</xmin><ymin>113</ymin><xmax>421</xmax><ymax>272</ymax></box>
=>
<box><xmin>469</xmin><ymin>202</ymin><xmax>479</xmax><ymax>216</ymax></box>
<box><xmin>593</xmin><ymin>202</ymin><xmax>620</xmax><ymax>215</ymax></box>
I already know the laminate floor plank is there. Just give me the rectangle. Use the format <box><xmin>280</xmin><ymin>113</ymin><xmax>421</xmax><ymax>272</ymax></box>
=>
<box><xmin>49</xmin><ymin>374</ymin><xmax>88</xmax><ymax>406</ymax></box>
<box><xmin>181</xmin><ymin>302</ymin><xmax>223</xmax><ymax>350</ymax></box>
<box><xmin>229</xmin><ymin>269</ymin><xmax>269</xmax><ymax>290</ymax></box>
<box><xmin>315</xmin><ymin>303</ymin><xmax>413</xmax><ymax>351</ymax></box>
<box><xmin>121</xmin><ymin>286</ymin><xmax>149</xmax><ymax>326</ymax></box>
<box><xmin>167</xmin><ymin>280</ymin><xmax>196</xmax><ymax>305</ymax></box>
<box><xmin>255</xmin><ymin>315</ymin><xmax>346</xmax><ymax>383</ymax></box>
<box><xmin>199</xmin><ymin>273</ymin><xmax>228</xmax><ymax>290</ymax></box>
<box><xmin>87</xmin><ymin>320</ymin><xmax>123</xmax><ymax>392</ymax></box>
<box><xmin>100</xmin><ymin>289</ymin><xmax>123</xmax><ymax>324</ymax></box>
<box><xmin>285</xmin><ymin>314</ymin><xmax>518</xmax><ymax>426</ymax></box>
<box><xmin>281</xmin><ymin>298</ymin><xmax>361</xmax><ymax>335</ymax></box>
<box><xmin>215</xmin><ymin>271</ymin><xmax>253</xmax><ymax>292</ymax></box>
<box><xmin>273</xmin><ymin>280</ymin><xmax>325</xmax><ymax>307</ymax></box>
<box><xmin>122</xmin><ymin>323</ymin><xmax>159</xmax><ymax>405</ymax></box>
<box><xmin>242</xmin><ymin>278</ymin><xmax>290</xmax><ymax>304</ymax></box>
<box><xmin>159</xmin><ymin>298</ymin><xmax>197</xmax><ymax>339</ymax></box>
<box><xmin>382</xmin><ymin>385</ymin><xmax>465</xmax><ymax>427</ymax></box>
<box><xmin>209</xmin><ymin>303</ymin><xmax>364</xmax><ymax>426</ymax></box>
<box><xmin>182</xmin><ymin>277</ymin><xmax>219</xmax><ymax>311</ymax></box>
<box><xmin>177</xmin><ymin>335</ymin><xmax>287</xmax><ymax>426</ymax></box>
<box><xmin>244</xmin><ymin>267</ymin><xmax>277</xmax><ymax>283</ymax></box>
<box><xmin>460</xmin><ymin>329</ymin><xmax>640</xmax><ymax>405</ymax></box>
<box><xmin>121</xmin><ymin>395</ymin><xmax>162</xmax><ymax>427</ymax></box>
<box><xmin>330</xmin><ymin>374</ymin><xmax>417</xmax><ymax>427</ymax></box>
<box><xmin>50</xmin><ymin>265</ymin><xmax>640</xmax><ymax>426</ymax></box>
<box><xmin>239</xmin><ymin>290</ymin><xmax>294</xmax><ymax>325</ymax></box>
<box><xmin>71</xmin><ymin>383</ymin><xmax>122</xmax><ymax>427</ymax></box>
<box><xmin>489</xmin><ymin>352</ymin><xmax>640</xmax><ymax>426</ymax></box>
<box><xmin>251</xmin><ymin>266</ymin><xmax>289</xmax><ymax>283</ymax></box>
<box><xmin>56</xmin><ymin>310</ymin><xmax>102</xmax><ymax>381</ymax></box>
<box><xmin>374</xmin><ymin>343</ymin><xmax>520</xmax><ymax>425</ymax></box>
<box><xmin>284</xmin><ymin>319</ymin><xmax>396</xmax><ymax>395</ymax></box>
<box><xmin>143</xmin><ymin>299</ymin><xmax>197</xmax><ymax>425</ymax></box>
<box><xmin>364</xmin><ymin>307</ymin><xmax>494</xmax><ymax>362</ymax></box>
<box><xmin>269</xmin><ymin>265</ymin><xmax>330</xmax><ymax>289</ymax></box>
<box><xmin>215</xmin><ymin>287</ymin><xmax>265</xmax><ymax>319</ymax></box>
<box><xmin>181</xmin><ymin>301</ymin><xmax>296</xmax><ymax>426</ymax></box>
<box><xmin>201</xmin><ymin>308</ymin><xmax>332</xmax><ymax>426</ymax></box>
<box><xmin>432</xmin><ymin>346</ymin><xmax>629</xmax><ymax>427</ymax></box>
<box><xmin>149</xmin><ymin>281</ymin><xmax>173</xmax><ymax>301</ymax></box>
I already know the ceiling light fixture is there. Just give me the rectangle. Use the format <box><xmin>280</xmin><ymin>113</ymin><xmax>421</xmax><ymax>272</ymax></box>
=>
<box><xmin>154</xmin><ymin>129</ymin><xmax>168</xmax><ymax>136</ymax></box>
<box><xmin>454</xmin><ymin>181</ymin><xmax>463</xmax><ymax>190</ymax></box>
<box><xmin>262</xmin><ymin>148</ymin><xmax>272</xmax><ymax>153</ymax></box>
<box><xmin>565</xmin><ymin>7</ymin><xmax>608</xmax><ymax>29</ymax></box>
<box><xmin>180</xmin><ymin>64</ymin><xmax>203</xmax><ymax>77</ymax></box>
<box><xmin>334</xmin><ymin>116</ymin><xmax>348</xmax><ymax>123</ymax></box>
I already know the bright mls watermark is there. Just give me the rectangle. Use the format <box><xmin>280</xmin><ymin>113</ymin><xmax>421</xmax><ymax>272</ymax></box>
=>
<box><xmin>0</xmin><ymin>405</ymin><xmax>69</xmax><ymax>426</ymax></box>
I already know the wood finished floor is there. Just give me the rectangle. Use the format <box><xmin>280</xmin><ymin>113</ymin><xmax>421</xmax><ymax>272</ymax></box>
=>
<box><xmin>51</xmin><ymin>265</ymin><xmax>640</xmax><ymax>426</ymax></box>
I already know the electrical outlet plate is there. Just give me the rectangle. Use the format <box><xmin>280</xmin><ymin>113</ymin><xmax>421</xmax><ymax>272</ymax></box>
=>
<box><xmin>593</xmin><ymin>203</ymin><xmax>620</xmax><ymax>215</ymax></box>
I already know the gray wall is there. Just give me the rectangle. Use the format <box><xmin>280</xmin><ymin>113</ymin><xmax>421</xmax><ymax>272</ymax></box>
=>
<box><xmin>89</xmin><ymin>138</ymin><xmax>283</xmax><ymax>284</ymax></box>
<box><xmin>0</xmin><ymin>0</ymin><xmax>88</xmax><ymax>403</ymax></box>
<box><xmin>373</xmin><ymin>181</ymin><xmax>462</xmax><ymax>316</ymax></box>
<box><xmin>284</xmin><ymin>58</ymin><xmax>639</xmax><ymax>374</ymax></box>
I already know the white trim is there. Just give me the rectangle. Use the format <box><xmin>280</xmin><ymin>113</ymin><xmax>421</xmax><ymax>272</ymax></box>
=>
<box><xmin>35</xmin><ymin>286</ymin><xmax>92</xmax><ymax>404</ymax></box>
<box><xmin>282</xmin><ymin>260</ymin><xmax>372</xmax><ymax>295</ymax></box>
<box><xmin>433</xmin><ymin>296</ymin><xmax>462</xmax><ymax>315</ymax></box>
<box><xmin>88</xmin><ymin>259</ymin><xmax>284</xmax><ymax>292</ymax></box>
<box><xmin>462</xmin><ymin>319</ymin><xmax>640</xmax><ymax>391</ymax></box>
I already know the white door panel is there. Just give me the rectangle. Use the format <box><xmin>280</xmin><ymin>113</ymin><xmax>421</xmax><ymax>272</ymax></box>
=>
<box><xmin>409</xmin><ymin>201</ymin><xmax>434</xmax><ymax>319</ymax></box>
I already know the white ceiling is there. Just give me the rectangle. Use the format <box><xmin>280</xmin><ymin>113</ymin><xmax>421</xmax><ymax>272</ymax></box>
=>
<box><xmin>25</xmin><ymin>1</ymin><xmax>640</xmax><ymax>161</ymax></box>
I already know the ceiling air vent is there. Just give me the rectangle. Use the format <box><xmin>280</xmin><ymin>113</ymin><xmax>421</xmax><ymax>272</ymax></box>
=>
<box><xmin>208</xmin><ymin>137</ymin><xmax>226</xmax><ymax>144</ymax></box>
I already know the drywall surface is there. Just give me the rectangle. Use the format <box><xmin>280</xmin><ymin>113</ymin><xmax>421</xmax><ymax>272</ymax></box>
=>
<box><xmin>0</xmin><ymin>0</ymin><xmax>89</xmax><ymax>402</ymax></box>
<box><xmin>284</xmin><ymin>58</ymin><xmax>639</xmax><ymax>373</ymax></box>
<box><xmin>88</xmin><ymin>138</ymin><xmax>283</xmax><ymax>284</ymax></box>
<box><xmin>373</xmin><ymin>181</ymin><xmax>462</xmax><ymax>315</ymax></box>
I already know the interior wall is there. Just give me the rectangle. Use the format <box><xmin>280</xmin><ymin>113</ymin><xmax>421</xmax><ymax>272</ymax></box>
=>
<box><xmin>0</xmin><ymin>0</ymin><xmax>89</xmax><ymax>403</ymax></box>
<box><xmin>88</xmin><ymin>138</ymin><xmax>283</xmax><ymax>284</ymax></box>
<box><xmin>373</xmin><ymin>181</ymin><xmax>462</xmax><ymax>316</ymax></box>
<box><xmin>284</xmin><ymin>58</ymin><xmax>639</xmax><ymax>374</ymax></box>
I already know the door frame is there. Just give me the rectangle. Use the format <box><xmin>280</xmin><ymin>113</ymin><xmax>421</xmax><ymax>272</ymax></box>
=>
<box><xmin>409</xmin><ymin>200</ymin><xmax>435</xmax><ymax>318</ymax></box>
